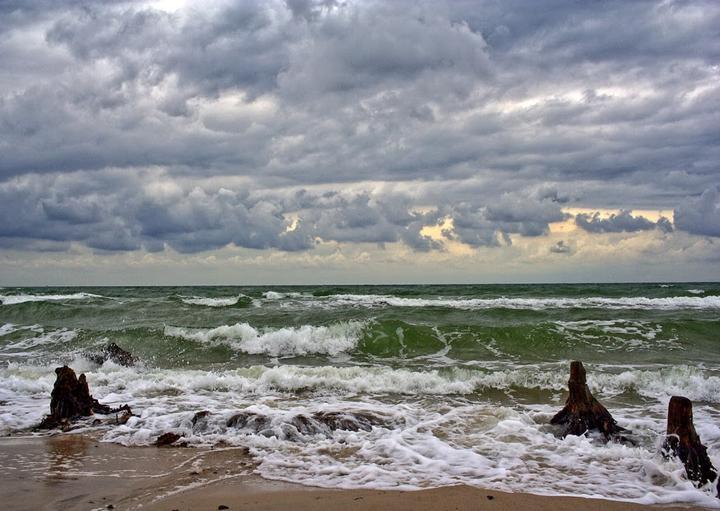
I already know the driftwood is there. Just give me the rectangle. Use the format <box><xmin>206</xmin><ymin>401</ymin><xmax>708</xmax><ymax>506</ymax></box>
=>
<box><xmin>663</xmin><ymin>396</ymin><xmax>719</xmax><ymax>494</ymax></box>
<box><xmin>38</xmin><ymin>366</ymin><xmax>132</xmax><ymax>429</ymax></box>
<box><xmin>550</xmin><ymin>361</ymin><xmax>627</xmax><ymax>440</ymax></box>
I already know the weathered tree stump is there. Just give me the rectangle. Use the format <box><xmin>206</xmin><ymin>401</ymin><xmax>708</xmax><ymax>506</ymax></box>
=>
<box><xmin>550</xmin><ymin>361</ymin><xmax>626</xmax><ymax>440</ymax></box>
<box><xmin>38</xmin><ymin>366</ymin><xmax>132</xmax><ymax>429</ymax></box>
<box><xmin>663</xmin><ymin>396</ymin><xmax>719</xmax><ymax>493</ymax></box>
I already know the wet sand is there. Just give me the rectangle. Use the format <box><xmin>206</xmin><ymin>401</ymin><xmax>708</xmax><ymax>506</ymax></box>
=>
<box><xmin>0</xmin><ymin>435</ymin><xmax>709</xmax><ymax>511</ymax></box>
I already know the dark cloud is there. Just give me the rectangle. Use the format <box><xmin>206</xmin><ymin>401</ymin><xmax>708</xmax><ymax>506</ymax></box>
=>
<box><xmin>575</xmin><ymin>210</ymin><xmax>673</xmax><ymax>234</ymax></box>
<box><xmin>0</xmin><ymin>0</ymin><xmax>718</xmax><ymax>256</ymax></box>
<box><xmin>674</xmin><ymin>187</ymin><xmax>720</xmax><ymax>238</ymax></box>
<box><xmin>441</xmin><ymin>192</ymin><xmax>566</xmax><ymax>247</ymax></box>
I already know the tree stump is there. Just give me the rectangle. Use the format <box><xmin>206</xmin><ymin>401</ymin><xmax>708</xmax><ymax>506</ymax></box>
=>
<box><xmin>38</xmin><ymin>366</ymin><xmax>131</xmax><ymax>429</ymax></box>
<box><xmin>663</xmin><ymin>396</ymin><xmax>718</xmax><ymax>493</ymax></box>
<box><xmin>550</xmin><ymin>361</ymin><xmax>626</xmax><ymax>440</ymax></box>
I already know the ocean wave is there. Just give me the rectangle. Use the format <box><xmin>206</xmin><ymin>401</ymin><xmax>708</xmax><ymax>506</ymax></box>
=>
<box><xmin>10</xmin><ymin>362</ymin><xmax>715</xmax><ymax>402</ymax></box>
<box><xmin>0</xmin><ymin>292</ymin><xmax>105</xmax><ymax>306</ymax></box>
<box><xmin>262</xmin><ymin>291</ymin><xmax>311</xmax><ymax>300</ymax></box>
<box><xmin>180</xmin><ymin>295</ymin><xmax>252</xmax><ymax>307</ymax></box>
<box><xmin>297</xmin><ymin>294</ymin><xmax>720</xmax><ymax>310</ymax></box>
<box><xmin>164</xmin><ymin>321</ymin><xmax>365</xmax><ymax>357</ymax></box>
<box><xmin>1</xmin><ymin>328</ymin><xmax>78</xmax><ymax>351</ymax></box>
<box><xmin>83</xmin><ymin>381</ymin><xmax>719</xmax><ymax>507</ymax></box>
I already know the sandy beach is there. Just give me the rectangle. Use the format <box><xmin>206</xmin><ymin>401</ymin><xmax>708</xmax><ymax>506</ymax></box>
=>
<box><xmin>0</xmin><ymin>435</ymin><xmax>710</xmax><ymax>511</ymax></box>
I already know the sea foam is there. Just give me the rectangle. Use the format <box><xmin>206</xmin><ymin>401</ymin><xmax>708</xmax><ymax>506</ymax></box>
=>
<box><xmin>0</xmin><ymin>292</ymin><xmax>104</xmax><ymax>306</ymax></box>
<box><xmin>164</xmin><ymin>321</ymin><xmax>365</xmax><ymax>357</ymax></box>
<box><xmin>259</xmin><ymin>293</ymin><xmax>720</xmax><ymax>310</ymax></box>
<box><xmin>180</xmin><ymin>295</ymin><xmax>250</xmax><ymax>307</ymax></box>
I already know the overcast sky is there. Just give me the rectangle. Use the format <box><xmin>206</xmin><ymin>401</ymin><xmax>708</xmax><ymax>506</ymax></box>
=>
<box><xmin>0</xmin><ymin>0</ymin><xmax>718</xmax><ymax>285</ymax></box>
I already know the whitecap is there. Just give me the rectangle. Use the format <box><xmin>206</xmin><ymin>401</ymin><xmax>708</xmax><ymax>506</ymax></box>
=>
<box><xmin>180</xmin><ymin>295</ymin><xmax>248</xmax><ymax>307</ymax></box>
<box><xmin>0</xmin><ymin>292</ymin><xmax>105</xmax><ymax>306</ymax></box>
<box><xmin>164</xmin><ymin>321</ymin><xmax>366</xmax><ymax>357</ymax></box>
<box><xmin>304</xmin><ymin>294</ymin><xmax>720</xmax><ymax>311</ymax></box>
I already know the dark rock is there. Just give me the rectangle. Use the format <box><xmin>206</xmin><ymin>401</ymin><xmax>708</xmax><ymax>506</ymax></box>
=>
<box><xmin>550</xmin><ymin>361</ymin><xmax>628</xmax><ymax>441</ymax></box>
<box><xmin>313</xmin><ymin>411</ymin><xmax>391</xmax><ymax>432</ymax></box>
<box><xmin>662</xmin><ymin>396</ymin><xmax>719</xmax><ymax>494</ymax></box>
<box><xmin>191</xmin><ymin>410</ymin><xmax>210</xmax><ymax>432</ymax></box>
<box><xmin>155</xmin><ymin>432</ymin><xmax>182</xmax><ymax>446</ymax></box>
<box><xmin>226</xmin><ymin>412</ymin><xmax>271</xmax><ymax>432</ymax></box>
<box><xmin>192</xmin><ymin>410</ymin><xmax>210</xmax><ymax>424</ymax></box>
<box><xmin>38</xmin><ymin>366</ymin><xmax>131</xmax><ymax>429</ymax></box>
<box><xmin>226</xmin><ymin>410</ymin><xmax>400</xmax><ymax>440</ymax></box>
<box><xmin>218</xmin><ymin>506</ymin><xmax>229</xmax><ymax>510</ymax></box>
<box><xmin>87</xmin><ymin>343</ymin><xmax>137</xmax><ymax>367</ymax></box>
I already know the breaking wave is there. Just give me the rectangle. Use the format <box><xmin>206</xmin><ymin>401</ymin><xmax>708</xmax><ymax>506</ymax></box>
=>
<box><xmin>180</xmin><ymin>295</ymin><xmax>253</xmax><ymax>307</ymax></box>
<box><xmin>304</xmin><ymin>294</ymin><xmax>720</xmax><ymax>310</ymax></box>
<box><xmin>164</xmin><ymin>321</ymin><xmax>365</xmax><ymax>357</ymax></box>
<box><xmin>0</xmin><ymin>292</ymin><xmax>105</xmax><ymax>306</ymax></box>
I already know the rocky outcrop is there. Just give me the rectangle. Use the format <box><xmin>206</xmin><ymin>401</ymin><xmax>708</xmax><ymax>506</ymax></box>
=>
<box><xmin>550</xmin><ymin>361</ymin><xmax>628</xmax><ymax>441</ymax></box>
<box><xmin>87</xmin><ymin>343</ymin><xmax>137</xmax><ymax>367</ymax></box>
<box><xmin>663</xmin><ymin>396</ymin><xmax>719</xmax><ymax>495</ymax></box>
<box><xmin>38</xmin><ymin>366</ymin><xmax>132</xmax><ymax>429</ymax></box>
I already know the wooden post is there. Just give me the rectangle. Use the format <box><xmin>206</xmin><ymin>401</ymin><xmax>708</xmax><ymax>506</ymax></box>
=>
<box><xmin>663</xmin><ymin>396</ymin><xmax>718</xmax><ymax>494</ymax></box>
<box><xmin>550</xmin><ymin>361</ymin><xmax>626</xmax><ymax>440</ymax></box>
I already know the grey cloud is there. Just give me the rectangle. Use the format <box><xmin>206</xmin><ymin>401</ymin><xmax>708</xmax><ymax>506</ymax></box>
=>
<box><xmin>674</xmin><ymin>187</ymin><xmax>720</xmax><ymax>238</ymax></box>
<box><xmin>0</xmin><ymin>170</ymin><xmax>582</xmax><ymax>254</ymax></box>
<box><xmin>575</xmin><ymin>210</ymin><xmax>673</xmax><ymax>234</ymax></box>
<box><xmin>0</xmin><ymin>0</ymin><xmax>719</xmax><ymax>256</ymax></box>
<box><xmin>442</xmin><ymin>192</ymin><xmax>566</xmax><ymax>247</ymax></box>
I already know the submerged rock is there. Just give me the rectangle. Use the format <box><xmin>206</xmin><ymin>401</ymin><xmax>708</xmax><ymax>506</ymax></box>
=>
<box><xmin>663</xmin><ymin>396</ymin><xmax>719</xmax><ymax>495</ymax></box>
<box><xmin>225</xmin><ymin>410</ymin><xmax>400</xmax><ymax>439</ymax></box>
<box><xmin>87</xmin><ymin>342</ymin><xmax>137</xmax><ymax>367</ymax></box>
<box><xmin>226</xmin><ymin>412</ymin><xmax>271</xmax><ymax>432</ymax></box>
<box><xmin>313</xmin><ymin>411</ymin><xmax>389</xmax><ymax>432</ymax></box>
<box><xmin>550</xmin><ymin>361</ymin><xmax>629</xmax><ymax>441</ymax></box>
<box><xmin>155</xmin><ymin>432</ymin><xmax>183</xmax><ymax>447</ymax></box>
<box><xmin>38</xmin><ymin>365</ymin><xmax>132</xmax><ymax>429</ymax></box>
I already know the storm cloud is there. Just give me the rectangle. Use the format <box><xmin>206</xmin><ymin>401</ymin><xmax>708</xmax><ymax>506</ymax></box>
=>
<box><xmin>0</xmin><ymin>0</ymin><xmax>719</xmax><ymax>262</ymax></box>
<box><xmin>575</xmin><ymin>210</ymin><xmax>673</xmax><ymax>234</ymax></box>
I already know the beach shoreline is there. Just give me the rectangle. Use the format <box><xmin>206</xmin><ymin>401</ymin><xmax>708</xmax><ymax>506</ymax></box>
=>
<box><xmin>0</xmin><ymin>435</ymin><xmax>711</xmax><ymax>511</ymax></box>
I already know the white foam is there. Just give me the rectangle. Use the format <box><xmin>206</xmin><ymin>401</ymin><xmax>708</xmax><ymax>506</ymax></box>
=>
<box><xmin>262</xmin><ymin>291</ymin><xmax>309</xmax><ymax>300</ymax></box>
<box><xmin>164</xmin><ymin>321</ymin><xmax>365</xmax><ymax>357</ymax></box>
<box><xmin>551</xmin><ymin>320</ymin><xmax>678</xmax><ymax>352</ymax></box>
<box><xmin>0</xmin><ymin>292</ymin><xmax>104</xmax><ymax>305</ymax></box>
<box><xmin>271</xmin><ymin>293</ymin><xmax>720</xmax><ymax>310</ymax></box>
<box><xmin>2</xmin><ymin>362</ymin><xmax>719</xmax><ymax>506</ymax></box>
<box><xmin>1</xmin><ymin>328</ymin><xmax>78</xmax><ymax>351</ymax></box>
<box><xmin>180</xmin><ymin>295</ymin><xmax>247</xmax><ymax>307</ymax></box>
<box><xmin>0</xmin><ymin>323</ymin><xmax>18</xmax><ymax>336</ymax></box>
<box><xmin>688</xmin><ymin>289</ymin><xmax>705</xmax><ymax>294</ymax></box>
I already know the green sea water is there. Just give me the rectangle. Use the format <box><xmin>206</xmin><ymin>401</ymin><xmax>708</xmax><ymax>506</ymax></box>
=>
<box><xmin>1</xmin><ymin>283</ymin><xmax>719</xmax><ymax>505</ymax></box>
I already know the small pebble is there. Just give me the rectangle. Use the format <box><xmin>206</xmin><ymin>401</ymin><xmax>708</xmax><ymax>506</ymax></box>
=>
<box><xmin>218</xmin><ymin>506</ymin><xmax>229</xmax><ymax>510</ymax></box>
<box><xmin>486</xmin><ymin>495</ymin><xmax>495</xmax><ymax>500</ymax></box>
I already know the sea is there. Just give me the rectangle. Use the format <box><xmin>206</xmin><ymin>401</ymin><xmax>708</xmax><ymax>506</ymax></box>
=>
<box><xmin>0</xmin><ymin>283</ymin><xmax>718</xmax><ymax>506</ymax></box>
